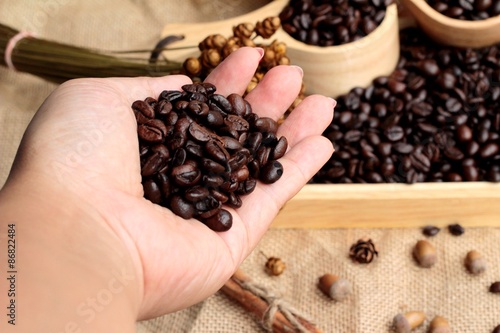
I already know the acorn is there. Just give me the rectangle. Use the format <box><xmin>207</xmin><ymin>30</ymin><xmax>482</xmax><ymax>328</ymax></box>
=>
<box><xmin>318</xmin><ymin>274</ymin><xmax>352</xmax><ymax>302</ymax></box>
<box><xmin>393</xmin><ymin>311</ymin><xmax>426</xmax><ymax>333</ymax></box>
<box><xmin>464</xmin><ymin>250</ymin><xmax>487</xmax><ymax>275</ymax></box>
<box><xmin>413</xmin><ymin>239</ymin><xmax>437</xmax><ymax>268</ymax></box>
<box><xmin>428</xmin><ymin>315</ymin><xmax>451</xmax><ymax>333</ymax></box>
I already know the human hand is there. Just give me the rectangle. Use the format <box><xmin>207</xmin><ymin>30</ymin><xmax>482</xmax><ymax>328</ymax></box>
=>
<box><xmin>1</xmin><ymin>47</ymin><xmax>334</xmax><ymax>324</ymax></box>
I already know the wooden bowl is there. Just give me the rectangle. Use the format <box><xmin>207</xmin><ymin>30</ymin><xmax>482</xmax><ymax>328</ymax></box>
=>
<box><xmin>161</xmin><ymin>0</ymin><xmax>400</xmax><ymax>98</ymax></box>
<box><xmin>400</xmin><ymin>0</ymin><xmax>500</xmax><ymax>48</ymax></box>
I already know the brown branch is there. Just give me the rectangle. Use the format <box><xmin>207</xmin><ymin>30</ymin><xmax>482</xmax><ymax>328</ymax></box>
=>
<box><xmin>220</xmin><ymin>269</ymin><xmax>323</xmax><ymax>333</ymax></box>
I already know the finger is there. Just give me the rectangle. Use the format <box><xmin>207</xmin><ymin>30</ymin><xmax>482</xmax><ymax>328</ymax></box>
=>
<box><xmin>234</xmin><ymin>135</ymin><xmax>334</xmax><ymax>245</ymax></box>
<box><xmin>278</xmin><ymin>94</ymin><xmax>336</xmax><ymax>147</ymax></box>
<box><xmin>244</xmin><ymin>65</ymin><xmax>303</xmax><ymax>120</ymax></box>
<box><xmin>109</xmin><ymin>75</ymin><xmax>193</xmax><ymax>103</ymax></box>
<box><xmin>204</xmin><ymin>47</ymin><xmax>264</xmax><ymax>96</ymax></box>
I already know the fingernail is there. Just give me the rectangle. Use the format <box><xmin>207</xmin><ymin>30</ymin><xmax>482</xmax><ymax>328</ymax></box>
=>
<box><xmin>290</xmin><ymin>65</ymin><xmax>304</xmax><ymax>78</ymax></box>
<box><xmin>329</xmin><ymin>97</ymin><xmax>337</xmax><ymax>109</ymax></box>
<box><xmin>255</xmin><ymin>47</ymin><xmax>264</xmax><ymax>60</ymax></box>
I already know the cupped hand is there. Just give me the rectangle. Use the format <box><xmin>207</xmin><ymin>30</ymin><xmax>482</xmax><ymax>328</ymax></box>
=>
<box><xmin>7</xmin><ymin>47</ymin><xmax>334</xmax><ymax>319</ymax></box>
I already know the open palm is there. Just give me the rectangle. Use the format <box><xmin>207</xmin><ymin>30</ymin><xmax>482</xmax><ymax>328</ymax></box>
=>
<box><xmin>10</xmin><ymin>47</ymin><xmax>334</xmax><ymax>319</ymax></box>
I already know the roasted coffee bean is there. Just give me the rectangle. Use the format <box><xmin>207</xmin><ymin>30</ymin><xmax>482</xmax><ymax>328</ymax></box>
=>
<box><xmin>185</xmin><ymin>186</ymin><xmax>210</xmax><ymax>202</ymax></box>
<box><xmin>448</xmin><ymin>223</ymin><xmax>465</xmax><ymax>236</ymax></box>
<box><xmin>479</xmin><ymin>142</ymin><xmax>499</xmax><ymax>158</ymax></box>
<box><xmin>422</xmin><ymin>225</ymin><xmax>441</xmax><ymax>236</ymax></box>
<box><xmin>271</xmin><ymin>136</ymin><xmax>288</xmax><ymax>160</ymax></box>
<box><xmin>138</xmin><ymin>119</ymin><xmax>168</xmax><ymax>143</ymax></box>
<box><xmin>133</xmin><ymin>100</ymin><xmax>155</xmax><ymax>119</ymax></box>
<box><xmin>427</xmin><ymin>0</ymin><xmax>498</xmax><ymax>19</ymax></box>
<box><xmin>171</xmin><ymin>164</ymin><xmax>201</xmax><ymax>186</ymax></box>
<box><xmin>205</xmin><ymin>139</ymin><xmax>230</xmax><ymax>164</ymax></box>
<box><xmin>238</xmin><ymin>178</ymin><xmax>257</xmax><ymax>195</ymax></box>
<box><xmin>253</xmin><ymin>117</ymin><xmax>278</xmax><ymax>134</ymax></box>
<box><xmin>384</xmin><ymin>126</ymin><xmax>405</xmax><ymax>141</ymax></box>
<box><xmin>203</xmin><ymin>209</ymin><xmax>233</xmax><ymax>232</ymax></box>
<box><xmin>141</xmin><ymin>153</ymin><xmax>164</xmax><ymax>177</ymax></box>
<box><xmin>143</xmin><ymin>179</ymin><xmax>162</xmax><ymax>204</ymax></box>
<box><xmin>170</xmin><ymin>195</ymin><xmax>195</xmax><ymax>219</ymax></box>
<box><xmin>260</xmin><ymin>161</ymin><xmax>284</xmax><ymax>184</ymax></box>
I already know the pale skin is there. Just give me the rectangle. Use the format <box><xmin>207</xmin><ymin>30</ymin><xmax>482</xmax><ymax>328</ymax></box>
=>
<box><xmin>0</xmin><ymin>47</ymin><xmax>334</xmax><ymax>332</ymax></box>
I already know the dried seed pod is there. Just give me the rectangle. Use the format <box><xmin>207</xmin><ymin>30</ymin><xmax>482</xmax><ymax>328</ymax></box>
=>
<box><xmin>464</xmin><ymin>250</ymin><xmax>487</xmax><ymax>275</ymax></box>
<box><xmin>200</xmin><ymin>49</ymin><xmax>221</xmax><ymax>69</ymax></box>
<box><xmin>233</xmin><ymin>22</ymin><xmax>254</xmax><ymax>39</ymax></box>
<box><xmin>393</xmin><ymin>311</ymin><xmax>426</xmax><ymax>333</ymax></box>
<box><xmin>264</xmin><ymin>256</ymin><xmax>286</xmax><ymax>276</ymax></box>
<box><xmin>318</xmin><ymin>274</ymin><xmax>352</xmax><ymax>302</ymax></box>
<box><xmin>255</xmin><ymin>16</ymin><xmax>281</xmax><ymax>38</ymax></box>
<box><xmin>413</xmin><ymin>239</ymin><xmax>437</xmax><ymax>268</ymax></box>
<box><xmin>183</xmin><ymin>57</ymin><xmax>202</xmax><ymax>77</ymax></box>
<box><xmin>199</xmin><ymin>34</ymin><xmax>227</xmax><ymax>51</ymax></box>
<box><xmin>429</xmin><ymin>315</ymin><xmax>451</xmax><ymax>333</ymax></box>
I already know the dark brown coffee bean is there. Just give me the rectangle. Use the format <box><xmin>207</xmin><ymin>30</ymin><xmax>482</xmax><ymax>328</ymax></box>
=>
<box><xmin>221</xmin><ymin>136</ymin><xmax>243</xmax><ymax>151</ymax></box>
<box><xmin>271</xmin><ymin>136</ymin><xmax>288</xmax><ymax>160</ymax></box>
<box><xmin>463</xmin><ymin>165</ymin><xmax>479</xmax><ymax>181</ymax></box>
<box><xmin>231</xmin><ymin>165</ymin><xmax>250</xmax><ymax>182</ymax></box>
<box><xmin>448</xmin><ymin>223</ymin><xmax>465</xmax><ymax>236</ymax></box>
<box><xmin>256</xmin><ymin>146</ymin><xmax>272</xmax><ymax>167</ymax></box>
<box><xmin>260</xmin><ymin>161</ymin><xmax>284</xmax><ymax>184</ymax></box>
<box><xmin>205</xmin><ymin>139</ymin><xmax>230</xmax><ymax>164</ymax></box>
<box><xmin>422</xmin><ymin>225</ymin><xmax>440</xmax><ymax>237</ymax></box>
<box><xmin>456</xmin><ymin>124</ymin><xmax>473</xmax><ymax>142</ymax></box>
<box><xmin>170</xmin><ymin>195</ymin><xmax>195</xmax><ymax>219</ymax></box>
<box><xmin>171</xmin><ymin>164</ymin><xmax>201</xmax><ymax>186</ymax></box>
<box><xmin>201</xmin><ymin>158</ymin><xmax>225</xmax><ymax>174</ymax></box>
<box><xmin>384</xmin><ymin>126</ymin><xmax>405</xmax><ymax>141</ymax></box>
<box><xmin>203</xmin><ymin>208</ymin><xmax>232</xmax><ymax>232</ymax></box>
<box><xmin>393</xmin><ymin>142</ymin><xmax>414</xmax><ymax>154</ymax></box>
<box><xmin>254</xmin><ymin>117</ymin><xmax>278</xmax><ymax>134</ymax></box>
<box><xmin>143</xmin><ymin>179</ymin><xmax>162</xmax><ymax>204</ymax></box>
<box><xmin>417</xmin><ymin>59</ymin><xmax>440</xmax><ymax>76</ymax></box>
<box><xmin>444</xmin><ymin>146</ymin><xmax>465</xmax><ymax>160</ymax></box>
<box><xmin>141</xmin><ymin>153</ymin><xmax>164</xmax><ymax>177</ymax></box>
<box><xmin>238</xmin><ymin>178</ymin><xmax>257</xmax><ymax>195</ymax></box>
<box><xmin>479</xmin><ymin>142</ymin><xmax>499</xmax><ymax>158</ymax></box>
<box><xmin>184</xmin><ymin>186</ymin><xmax>210</xmax><ymax>202</ymax></box>
<box><xmin>138</xmin><ymin>119</ymin><xmax>168</xmax><ymax>143</ymax></box>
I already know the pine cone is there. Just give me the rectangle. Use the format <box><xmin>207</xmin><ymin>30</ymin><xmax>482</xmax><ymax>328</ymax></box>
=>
<box><xmin>349</xmin><ymin>238</ymin><xmax>378</xmax><ymax>264</ymax></box>
<box><xmin>255</xmin><ymin>16</ymin><xmax>281</xmax><ymax>39</ymax></box>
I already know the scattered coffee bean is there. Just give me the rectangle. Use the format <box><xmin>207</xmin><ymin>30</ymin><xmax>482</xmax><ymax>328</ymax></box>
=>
<box><xmin>490</xmin><ymin>281</ymin><xmax>500</xmax><ymax>293</ymax></box>
<box><xmin>464</xmin><ymin>249</ymin><xmax>487</xmax><ymax>274</ymax></box>
<box><xmin>393</xmin><ymin>311</ymin><xmax>426</xmax><ymax>333</ymax></box>
<box><xmin>422</xmin><ymin>225</ymin><xmax>441</xmax><ymax>236</ymax></box>
<box><xmin>429</xmin><ymin>316</ymin><xmax>451</xmax><ymax>333</ymax></box>
<box><xmin>318</xmin><ymin>273</ymin><xmax>352</xmax><ymax>302</ymax></box>
<box><xmin>134</xmin><ymin>83</ymin><xmax>287</xmax><ymax>231</ymax></box>
<box><xmin>413</xmin><ymin>239</ymin><xmax>437</xmax><ymax>268</ymax></box>
<box><xmin>448</xmin><ymin>223</ymin><xmax>465</xmax><ymax>235</ymax></box>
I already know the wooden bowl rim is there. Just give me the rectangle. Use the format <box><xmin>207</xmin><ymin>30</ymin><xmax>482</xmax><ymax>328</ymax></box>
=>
<box><xmin>404</xmin><ymin>0</ymin><xmax>500</xmax><ymax>30</ymax></box>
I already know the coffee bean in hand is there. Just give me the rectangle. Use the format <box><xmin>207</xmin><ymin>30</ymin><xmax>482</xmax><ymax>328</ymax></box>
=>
<box><xmin>134</xmin><ymin>83</ymin><xmax>288</xmax><ymax>231</ymax></box>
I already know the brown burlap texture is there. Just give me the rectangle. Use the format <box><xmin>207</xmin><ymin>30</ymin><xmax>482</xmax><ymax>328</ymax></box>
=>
<box><xmin>1</xmin><ymin>1</ymin><xmax>499</xmax><ymax>332</ymax></box>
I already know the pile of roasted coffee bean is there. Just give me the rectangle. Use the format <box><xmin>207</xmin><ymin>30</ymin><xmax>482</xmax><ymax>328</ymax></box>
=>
<box><xmin>279</xmin><ymin>0</ymin><xmax>394</xmax><ymax>46</ymax></box>
<box><xmin>135</xmin><ymin>83</ymin><xmax>287</xmax><ymax>231</ymax></box>
<box><xmin>426</xmin><ymin>0</ymin><xmax>500</xmax><ymax>20</ymax></box>
<box><xmin>314</xmin><ymin>28</ymin><xmax>500</xmax><ymax>184</ymax></box>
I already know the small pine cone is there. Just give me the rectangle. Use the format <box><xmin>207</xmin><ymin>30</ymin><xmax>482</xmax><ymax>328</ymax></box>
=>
<box><xmin>255</xmin><ymin>16</ymin><xmax>281</xmax><ymax>39</ymax></box>
<box><xmin>233</xmin><ymin>22</ymin><xmax>255</xmax><ymax>39</ymax></box>
<box><xmin>183</xmin><ymin>57</ymin><xmax>202</xmax><ymax>77</ymax></box>
<box><xmin>199</xmin><ymin>34</ymin><xmax>227</xmax><ymax>51</ymax></box>
<box><xmin>349</xmin><ymin>238</ymin><xmax>378</xmax><ymax>264</ymax></box>
<box><xmin>222</xmin><ymin>43</ymin><xmax>240</xmax><ymax>59</ymax></box>
<box><xmin>200</xmin><ymin>49</ymin><xmax>221</xmax><ymax>69</ymax></box>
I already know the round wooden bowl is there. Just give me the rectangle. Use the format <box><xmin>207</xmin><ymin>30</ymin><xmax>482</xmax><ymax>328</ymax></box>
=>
<box><xmin>161</xmin><ymin>0</ymin><xmax>400</xmax><ymax>98</ymax></box>
<box><xmin>400</xmin><ymin>0</ymin><xmax>500</xmax><ymax>48</ymax></box>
